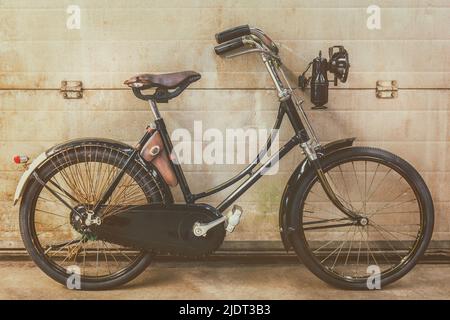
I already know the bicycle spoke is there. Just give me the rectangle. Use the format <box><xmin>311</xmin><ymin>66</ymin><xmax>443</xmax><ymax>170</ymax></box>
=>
<box><xmin>337</xmin><ymin>165</ymin><xmax>354</xmax><ymax>210</ymax></box>
<box><xmin>344</xmin><ymin>225</ymin><xmax>358</xmax><ymax>266</ymax></box>
<box><xmin>351</xmin><ymin>162</ymin><xmax>364</xmax><ymax>211</ymax></box>
<box><xmin>368</xmin><ymin>197</ymin><xmax>417</xmax><ymax>218</ymax></box>
<box><xmin>330</xmin><ymin>225</ymin><xmax>355</xmax><ymax>270</ymax></box>
<box><xmin>31</xmin><ymin>146</ymin><xmax>163</xmax><ymax>281</ymax></box>
<box><xmin>301</xmin><ymin>157</ymin><xmax>423</xmax><ymax>282</ymax></box>
<box><xmin>35</xmin><ymin>208</ymin><xmax>66</xmax><ymax>219</ymax></box>
<box><xmin>365</xmin><ymin>168</ymin><xmax>392</xmax><ymax>204</ymax></box>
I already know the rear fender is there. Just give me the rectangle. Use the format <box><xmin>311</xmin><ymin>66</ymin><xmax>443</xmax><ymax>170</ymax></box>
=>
<box><xmin>278</xmin><ymin>137</ymin><xmax>356</xmax><ymax>251</ymax></box>
<box><xmin>13</xmin><ymin>138</ymin><xmax>172</xmax><ymax>205</ymax></box>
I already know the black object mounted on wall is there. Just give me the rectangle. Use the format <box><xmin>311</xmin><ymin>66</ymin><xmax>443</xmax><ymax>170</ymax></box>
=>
<box><xmin>298</xmin><ymin>46</ymin><xmax>350</xmax><ymax>109</ymax></box>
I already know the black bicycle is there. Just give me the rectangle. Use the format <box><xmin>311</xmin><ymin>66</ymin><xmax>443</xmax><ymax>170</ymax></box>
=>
<box><xmin>14</xmin><ymin>25</ymin><xmax>434</xmax><ymax>290</ymax></box>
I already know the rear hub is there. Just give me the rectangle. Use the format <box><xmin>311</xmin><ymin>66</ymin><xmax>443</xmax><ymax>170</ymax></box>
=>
<box><xmin>357</xmin><ymin>216</ymin><xmax>369</xmax><ymax>226</ymax></box>
<box><xmin>70</xmin><ymin>205</ymin><xmax>102</xmax><ymax>237</ymax></box>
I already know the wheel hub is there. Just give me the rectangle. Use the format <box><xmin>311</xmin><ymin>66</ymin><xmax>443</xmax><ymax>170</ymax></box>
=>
<box><xmin>358</xmin><ymin>216</ymin><xmax>369</xmax><ymax>226</ymax></box>
<box><xmin>70</xmin><ymin>205</ymin><xmax>101</xmax><ymax>236</ymax></box>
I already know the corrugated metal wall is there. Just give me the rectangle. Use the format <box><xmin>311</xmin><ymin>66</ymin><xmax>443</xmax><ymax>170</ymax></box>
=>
<box><xmin>0</xmin><ymin>0</ymin><xmax>448</xmax><ymax>248</ymax></box>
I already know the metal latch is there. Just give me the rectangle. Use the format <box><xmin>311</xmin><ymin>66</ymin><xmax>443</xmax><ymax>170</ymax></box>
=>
<box><xmin>60</xmin><ymin>80</ymin><xmax>83</xmax><ymax>99</ymax></box>
<box><xmin>376</xmin><ymin>80</ymin><xmax>398</xmax><ymax>99</ymax></box>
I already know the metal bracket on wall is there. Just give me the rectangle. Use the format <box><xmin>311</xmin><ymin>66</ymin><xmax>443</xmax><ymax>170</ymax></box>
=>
<box><xmin>376</xmin><ymin>80</ymin><xmax>398</xmax><ymax>99</ymax></box>
<box><xmin>60</xmin><ymin>80</ymin><xmax>83</xmax><ymax>99</ymax></box>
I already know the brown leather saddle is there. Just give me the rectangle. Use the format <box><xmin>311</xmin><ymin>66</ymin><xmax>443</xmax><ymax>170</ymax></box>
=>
<box><xmin>124</xmin><ymin>71</ymin><xmax>201</xmax><ymax>103</ymax></box>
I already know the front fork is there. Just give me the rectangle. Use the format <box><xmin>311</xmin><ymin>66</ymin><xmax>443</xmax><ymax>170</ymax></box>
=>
<box><xmin>280</xmin><ymin>90</ymin><xmax>359</xmax><ymax>221</ymax></box>
<box><xmin>300</xmin><ymin>140</ymin><xmax>359</xmax><ymax>221</ymax></box>
<box><xmin>264</xmin><ymin>55</ymin><xmax>360</xmax><ymax>222</ymax></box>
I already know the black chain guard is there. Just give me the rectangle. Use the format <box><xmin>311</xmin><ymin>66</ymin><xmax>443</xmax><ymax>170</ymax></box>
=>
<box><xmin>92</xmin><ymin>204</ymin><xmax>226</xmax><ymax>258</ymax></box>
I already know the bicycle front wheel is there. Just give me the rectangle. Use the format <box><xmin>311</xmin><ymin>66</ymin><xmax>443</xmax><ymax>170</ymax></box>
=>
<box><xmin>289</xmin><ymin>147</ymin><xmax>434</xmax><ymax>289</ymax></box>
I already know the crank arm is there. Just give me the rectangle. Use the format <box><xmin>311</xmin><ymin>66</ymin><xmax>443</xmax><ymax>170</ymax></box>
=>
<box><xmin>193</xmin><ymin>216</ymin><xmax>227</xmax><ymax>237</ymax></box>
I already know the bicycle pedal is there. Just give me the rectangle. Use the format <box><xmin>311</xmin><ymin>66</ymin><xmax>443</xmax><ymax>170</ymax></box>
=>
<box><xmin>226</xmin><ymin>205</ymin><xmax>243</xmax><ymax>233</ymax></box>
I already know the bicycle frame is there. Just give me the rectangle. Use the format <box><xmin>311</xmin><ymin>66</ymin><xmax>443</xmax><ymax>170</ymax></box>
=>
<box><xmin>93</xmin><ymin>96</ymin><xmax>306</xmax><ymax>214</ymax></box>
<box><xmin>94</xmin><ymin>40</ymin><xmax>359</xmax><ymax>220</ymax></box>
<box><xmin>95</xmin><ymin>98</ymin><xmax>357</xmax><ymax>221</ymax></box>
<box><xmin>155</xmin><ymin>98</ymin><xmax>305</xmax><ymax>214</ymax></box>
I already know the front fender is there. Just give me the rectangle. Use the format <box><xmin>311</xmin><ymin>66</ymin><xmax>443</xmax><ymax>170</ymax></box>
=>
<box><xmin>13</xmin><ymin>138</ymin><xmax>135</xmax><ymax>206</ymax></box>
<box><xmin>278</xmin><ymin>137</ymin><xmax>356</xmax><ymax>251</ymax></box>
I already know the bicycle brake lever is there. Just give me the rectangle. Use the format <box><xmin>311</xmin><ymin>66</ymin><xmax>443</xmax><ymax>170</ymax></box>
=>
<box><xmin>226</xmin><ymin>48</ymin><xmax>281</xmax><ymax>63</ymax></box>
<box><xmin>225</xmin><ymin>48</ymin><xmax>262</xmax><ymax>59</ymax></box>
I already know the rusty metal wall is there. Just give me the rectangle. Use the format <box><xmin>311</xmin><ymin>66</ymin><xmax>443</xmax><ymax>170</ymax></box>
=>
<box><xmin>0</xmin><ymin>0</ymin><xmax>448</xmax><ymax>248</ymax></box>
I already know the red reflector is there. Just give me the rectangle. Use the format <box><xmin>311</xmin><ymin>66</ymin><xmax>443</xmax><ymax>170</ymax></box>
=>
<box><xmin>13</xmin><ymin>155</ymin><xmax>29</xmax><ymax>164</ymax></box>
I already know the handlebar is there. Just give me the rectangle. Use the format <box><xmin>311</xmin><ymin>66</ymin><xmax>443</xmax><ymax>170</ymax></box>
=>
<box><xmin>214</xmin><ymin>38</ymin><xmax>244</xmax><ymax>56</ymax></box>
<box><xmin>213</xmin><ymin>25</ymin><xmax>279</xmax><ymax>58</ymax></box>
<box><xmin>215</xmin><ymin>25</ymin><xmax>251</xmax><ymax>44</ymax></box>
<box><xmin>212</xmin><ymin>25</ymin><xmax>321</xmax><ymax>147</ymax></box>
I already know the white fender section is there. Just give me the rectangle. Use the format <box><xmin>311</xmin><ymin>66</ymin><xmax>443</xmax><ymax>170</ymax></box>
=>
<box><xmin>13</xmin><ymin>152</ymin><xmax>48</xmax><ymax>205</ymax></box>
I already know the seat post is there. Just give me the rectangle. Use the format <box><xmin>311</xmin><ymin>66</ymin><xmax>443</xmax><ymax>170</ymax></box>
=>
<box><xmin>148</xmin><ymin>99</ymin><xmax>162</xmax><ymax>120</ymax></box>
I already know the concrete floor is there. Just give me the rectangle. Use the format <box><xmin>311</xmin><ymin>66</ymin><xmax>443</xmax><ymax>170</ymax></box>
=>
<box><xmin>1</xmin><ymin>260</ymin><xmax>449</xmax><ymax>299</ymax></box>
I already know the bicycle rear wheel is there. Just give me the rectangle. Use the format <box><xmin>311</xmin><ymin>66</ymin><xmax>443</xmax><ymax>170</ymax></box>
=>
<box><xmin>289</xmin><ymin>147</ymin><xmax>434</xmax><ymax>289</ymax></box>
<box><xmin>19</xmin><ymin>144</ymin><xmax>171</xmax><ymax>290</ymax></box>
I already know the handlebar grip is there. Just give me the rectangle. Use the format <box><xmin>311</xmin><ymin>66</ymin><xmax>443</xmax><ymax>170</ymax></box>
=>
<box><xmin>215</xmin><ymin>25</ymin><xmax>251</xmax><ymax>44</ymax></box>
<box><xmin>214</xmin><ymin>38</ymin><xmax>244</xmax><ymax>56</ymax></box>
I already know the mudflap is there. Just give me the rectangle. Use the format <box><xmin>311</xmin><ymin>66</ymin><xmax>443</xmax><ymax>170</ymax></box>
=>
<box><xmin>93</xmin><ymin>203</ymin><xmax>226</xmax><ymax>257</ymax></box>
